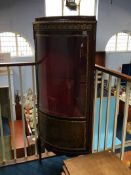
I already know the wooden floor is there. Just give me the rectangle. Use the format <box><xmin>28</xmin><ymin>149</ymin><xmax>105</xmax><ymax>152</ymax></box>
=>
<box><xmin>122</xmin><ymin>151</ymin><xmax>131</xmax><ymax>168</ymax></box>
<box><xmin>62</xmin><ymin>151</ymin><xmax>131</xmax><ymax>175</ymax></box>
<box><xmin>9</xmin><ymin>120</ymin><xmax>29</xmax><ymax>158</ymax></box>
<box><xmin>124</xmin><ymin>151</ymin><xmax>131</xmax><ymax>162</ymax></box>
<box><xmin>9</xmin><ymin>120</ymin><xmax>25</xmax><ymax>150</ymax></box>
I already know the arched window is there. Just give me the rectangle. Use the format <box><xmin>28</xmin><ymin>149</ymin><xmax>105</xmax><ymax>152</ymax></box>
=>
<box><xmin>105</xmin><ymin>32</ymin><xmax>131</xmax><ymax>52</ymax></box>
<box><xmin>0</xmin><ymin>32</ymin><xmax>33</xmax><ymax>57</ymax></box>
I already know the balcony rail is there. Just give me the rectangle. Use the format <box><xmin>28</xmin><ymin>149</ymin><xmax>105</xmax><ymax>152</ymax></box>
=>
<box><xmin>0</xmin><ymin>61</ymin><xmax>38</xmax><ymax>166</ymax></box>
<box><xmin>0</xmin><ymin>61</ymin><xmax>131</xmax><ymax>166</ymax></box>
<box><xmin>92</xmin><ymin>64</ymin><xmax>131</xmax><ymax>160</ymax></box>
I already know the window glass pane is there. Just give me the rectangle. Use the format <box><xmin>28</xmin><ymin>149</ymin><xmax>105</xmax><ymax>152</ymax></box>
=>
<box><xmin>0</xmin><ymin>32</ymin><xmax>16</xmax><ymax>56</ymax></box>
<box><xmin>128</xmin><ymin>35</ymin><xmax>131</xmax><ymax>50</ymax></box>
<box><xmin>0</xmin><ymin>32</ymin><xmax>15</xmax><ymax>37</ymax></box>
<box><xmin>17</xmin><ymin>35</ymin><xmax>33</xmax><ymax>56</ymax></box>
<box><xmin>0</xmin><ymin>32</ymin><xmax>33</xmax><ymax>57</ymax></box>
<box><xmin>105</xmin><ymin>35</ymin><xmax>116</xmax><ymax>51</ymax></box>
<box><xmin>116</xmin><ymin>32</ymin><xmax>128</xmax><ymax>51</ymax></box>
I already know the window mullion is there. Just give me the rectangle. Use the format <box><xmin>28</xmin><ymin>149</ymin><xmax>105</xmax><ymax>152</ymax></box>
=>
<box><xmin>127</xmin><ymin>34</ymin><xmax>129</xmax><ymax>51</ymax></box>
<box><xmin>15</xmin><ymin>33</ymin><xmax>19</xmax><ymax>56</ymax></box>
<box><xmin>115</xmin><ymin>34</ymin><xmax>118</xmax><ymax>51</ymax></box>
<box><xmin>0</xmin><ymin>32</ymin><xmax>32</xmax><ymax>57</ymax></box>
<box><xmin>0</xmin><ymin>37</ymin><xmax>1</xmax><ymax>52</ymax></box>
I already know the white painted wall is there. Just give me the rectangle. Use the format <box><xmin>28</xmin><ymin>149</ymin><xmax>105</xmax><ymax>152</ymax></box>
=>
<box><xmin>96</xmin><ymin>0</ymin><xmax>131</xmax><ymax>71</ymax></box>
<box><xmin>105</xmin><ymin>52</ymin><xmax>131</xmax><ymax>86</ymax></box>
<box><xmin>0</xmin><ymin>0</ymin><xmax>44</xmax><ymax>48</ymax></box>
<box><xmin>106</xmin><ymin>52</ymin><xmax>131</xmax><ymax>71</ymax></box>
<box><xmin>96</xmin><ymin>0</ymin><xmax>131</xmax><ymax>51</ymax></box>
<box><xmin>0</xmin><ymin>0</ymin><xmax>44</xmax><ymax>94</ymax></box>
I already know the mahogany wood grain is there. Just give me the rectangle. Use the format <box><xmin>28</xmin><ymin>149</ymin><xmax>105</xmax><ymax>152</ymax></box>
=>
<box><xmin>0</xmin><ymin>62</ymin><xmax>35</xmax><ymax>67</ymax></box>
<box><xmin>9</xmin><ymin>120</ymin><xmax>26</xmax><ymax>150</ymax></box>
<box><xmin>95</xmin><ymin>52</ymin><xmax>105</xmax><ymax>67</ymax></box>
<box><xmin>119</xmin><ymin>100</ymin><xmax>131</xmax><ymax>122</ymax></box>
<box><xmin>64</xmin><ymin>151</ymin><xmax>131</xmax><ymax>175</ymax></box>
<box><xmin>95</xmin><ymin>64</ymin><xmax>131</xmax><ymax>82</ymax></box>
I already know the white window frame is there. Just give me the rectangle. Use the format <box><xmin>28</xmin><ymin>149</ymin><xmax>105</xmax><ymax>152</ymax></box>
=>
<box><xmin>105</xmin><ymin>32</ymin><xmax>131</xmax><ymax>52</ymax></box>
<box><xmin>0</xmin><ymin>32</ymin><xmax>33</xmax><ymax>57</ymax></box>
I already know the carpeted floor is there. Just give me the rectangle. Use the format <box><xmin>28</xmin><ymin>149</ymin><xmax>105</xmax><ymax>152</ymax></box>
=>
<box><xmin>0</xmin><ymin>118</ymin><xmax>67</xmax><ymax>175</ymax></box>
<box><xmin>0</xmin><ymin>115</ymin><xmax>131</xmax><ymax>175</ymax></box>
<box><xmin>116</xmin><ymin>115</ymin><xmax>131</xmax><ymax>152</ymax></box>
<box><xmin>0</xmin><ymin>117</ymin><xmax>10</xmax><ymax>136</ymax></box>
<box><xmin>117</xmin><ymin>115</ymin><xmax>131</xmax><ymax>141</ymax></box>
<box><xmin>0</xmin><ymin>156</ymin><xmax>67</xmax><ymax>175</ymax></box>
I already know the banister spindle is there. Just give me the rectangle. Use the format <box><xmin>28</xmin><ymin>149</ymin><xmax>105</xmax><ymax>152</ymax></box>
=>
<box><xmin>19</xmin><ymin>66</ymin><xmax>27</xmax><ymax>158</ymax></box>
<box><xmin>32</xmin><ymin>65</ymin><xmax>38</xmax><ymax>155</ymax></box>
<box><xmin>120</xmin><ymin>82</ymin><xmax>131</xmax><ymax>160</ymax></box>
<box><xmin>112</xmin><ymin>78</ymin><xmax>120</xmax><ymax>152</ymax></box>
<box><xmin>92</xmin><ymin>70</ymin><xmax>98</xmax><ymax>153</ymax></box>
<box><xmin>97</xmin><ymin>72</ymin><xmax>104</xmax><ymax>152</ymax></box>
<box><xmin>104</xmin><ymin>75</ymin><xmax>112</xmax><ymax>149</ymax></box>
<box><xmin>0</xmin><ymin>104</ymin><xmax>6</xmax><ymax>162</ymax></box>
<box><xmin>7</xmin><ymin>67</ymin><xmax>17</xmax><ymax>160</ymax></box>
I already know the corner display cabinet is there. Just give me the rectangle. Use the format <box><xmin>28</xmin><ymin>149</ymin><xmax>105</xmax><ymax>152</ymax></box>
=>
<box><xmin>33</xmin><ymin>16</ymin><xmax>96</xmax><ymax>155</ymax></box>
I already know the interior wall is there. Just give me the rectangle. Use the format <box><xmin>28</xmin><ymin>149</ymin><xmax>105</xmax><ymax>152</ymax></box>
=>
<box><xmin>0</xmin><ymin>0</ymin><xmax>44</xmax><ymax>94</ymax></box>
<box><xmin>0</xmin><ymin>0</ymin><xmax>131</xmax><ymax>88</ymax></box>
<box><xmin>0</xmin><ymin>0</ymin><xmax>44</xmax><ymax>51</ymax></box>
<box><xmin>106</xmin><ymin>52</ymin><xmax>131</xmax><ymax>71</ymax></box>
<box><xmin>96</xmin><ymin>0</ymin><xmax>131</xmax><ymax>51</ymax></box>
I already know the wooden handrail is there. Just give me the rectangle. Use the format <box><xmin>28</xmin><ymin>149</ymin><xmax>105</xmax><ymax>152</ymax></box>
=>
<box><xmin>95</xmin><ymin>64</ymin><xmax>131</xmax><ymax>82</ymax></box>
<box><xmin>0</xmin><ymin>62</ymin><xmax>36</xmax><ymax>67</ymax></box>
<box><xmin>0</xmin><ymin>62</ymin><xmax>130</xmax><ymax>82</ymax></box>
